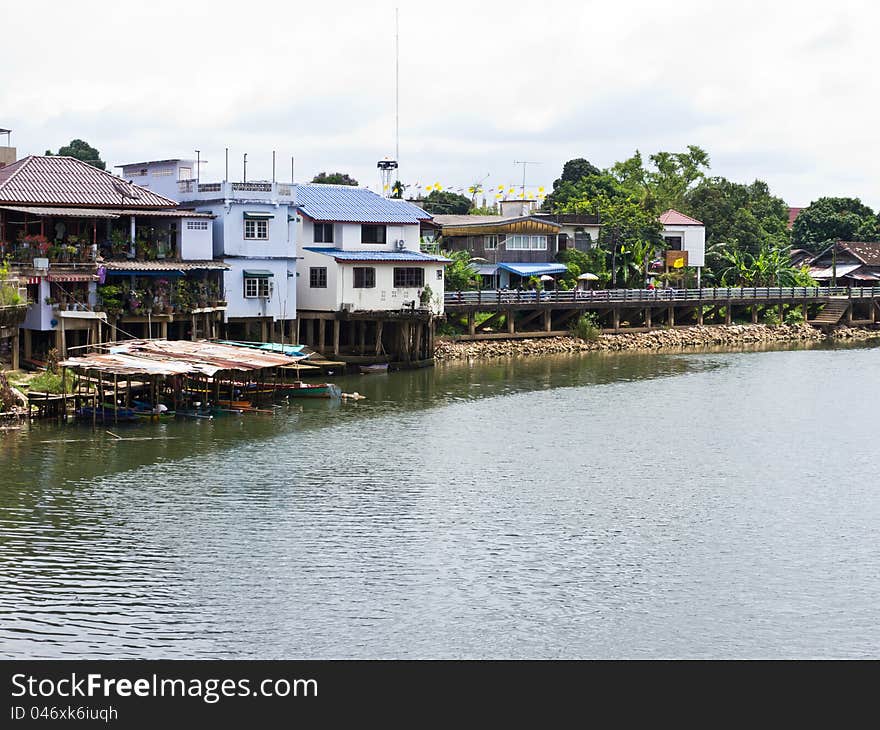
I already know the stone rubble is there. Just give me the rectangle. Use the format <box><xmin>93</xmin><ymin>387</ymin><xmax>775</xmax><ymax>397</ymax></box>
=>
<box><xmin>434</xmin><ymin>324</ymin><xmax>880</xmax><ymax>361</ymax></box>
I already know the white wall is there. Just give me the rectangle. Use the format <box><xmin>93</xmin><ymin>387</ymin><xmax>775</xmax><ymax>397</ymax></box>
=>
<box><xmin>663</xmin><ymin>224</ymin><xmax>706</xmax><ymax>267</ymax></box>
<box><xmin>179</xmin><ymin>218</ymin><xmax>213</xmax><ymax>260</ymax></box>
<box><xmin>222</xmin><ymin>258</ymin><xmax>295</xmax><ymax>322</ymax></box>
<box><xmin>298</xmin><ymin>253</ymin><xmax>446</xmax><ymax>315</ymax></box>
<box><xmin>303</xmin><ymin>220</ymin><xmax>421</xmax><ymax>252</ymax></box>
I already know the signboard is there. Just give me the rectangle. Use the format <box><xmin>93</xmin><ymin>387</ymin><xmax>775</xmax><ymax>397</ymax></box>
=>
<box><xmin>665</xmin><ymin>250</ymin><xmax>688</xmax><ymax>269</ymax></box>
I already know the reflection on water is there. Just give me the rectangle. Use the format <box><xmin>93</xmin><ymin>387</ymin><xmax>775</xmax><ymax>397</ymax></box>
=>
<box><xmin>2</xmin><ymin>342</ymin><xmax>880</xmax><ymax>658</ymax></box>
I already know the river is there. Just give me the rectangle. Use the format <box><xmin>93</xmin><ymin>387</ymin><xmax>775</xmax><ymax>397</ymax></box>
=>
<box><xmin>2</xmin><ymin>341</ymin><xmax>879</xmax><ymax>658</ymax></box>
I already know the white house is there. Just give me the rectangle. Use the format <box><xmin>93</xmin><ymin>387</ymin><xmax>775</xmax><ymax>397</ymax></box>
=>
<box><xmin>295</xmin><ymin>184</ymin><xmax>448</xmax><ymax>315</ymax></box>
<box><xmin>659</xmin><ymin>209</ymin><xmax>706</xmax><ymax>283</ymax></box>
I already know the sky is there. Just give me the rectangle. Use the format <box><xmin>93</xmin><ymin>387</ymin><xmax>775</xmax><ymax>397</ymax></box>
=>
<box><xmin>2</xmin><ymin>0</ymin><xmax>877</xmax><ymax>207</ymax></box>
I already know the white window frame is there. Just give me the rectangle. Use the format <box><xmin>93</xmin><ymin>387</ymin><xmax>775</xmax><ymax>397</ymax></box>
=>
<box><xmin>244</xmin><ymin>277</ymin><xmax>272</xmax><ymax>298</ymax></box>
<box><xmin>529</xmin><ymin>235</ymin><xmax>547</xmax><ymax>250</ymax></box>
<box><xmin>314</xmin><ymin>223</ymin><xmax>334</xmax><ymax>244</ymax></box>
<box><xmin>353</xmin><ymin>267</ymin><xmax>376</xmax><ymax>289</ymax></box>
<box><xmin>485</xmin><ymin>235</ymin><xmax>498</xmax><ymax>250</ymax></box>
<box><xmin>507</xmin><ymin>234</ymin><xmax>529</xmax><ymax>250</ymax></box>
<box><xmin>244</xmin><ymin>219</ymin><xmax>269</xmax><ymax>240</ymax></box>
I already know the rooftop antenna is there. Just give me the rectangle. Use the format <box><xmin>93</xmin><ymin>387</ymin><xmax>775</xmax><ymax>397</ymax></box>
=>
<box><xmin>469</xmin><ymin>173</ymin><xmax>490</xmax><ymax>204</ymax></box>
<box><xmin>272</xmin><ymin>150</ymin><xmax>276</xmax><ymax>184</ymax></box>
<box><xmin>225</xmin><ymin>148</ymin><xmax>229</xmax><ymax>183</ymax></box>
<box><xmin>395</xmin><ymin>6</ymin><xmax>400</xmax><ymax>169</ymax></box>
<box><xmin>377</xmin><ymin>158</ymin><xmax>398</xmax><ymax>198</ymax></box>
<box><xmin>195</xmin><ymin>149</ymin><xmax>200</xmax><ymax>184</ymax></box>
<box><xmin>291</xmin><ymin>156</ymin><xmax>294</xmax><ymax>183</ymax></box>
<box><xmin>514</xmin><ymin>160</ymin><xmax>541</xmax><ymax>199</ymax></box>
<box><xmin>243</xmin><ymin>153</ymin><xmax>247</xmax><ymax>183</ymax></box>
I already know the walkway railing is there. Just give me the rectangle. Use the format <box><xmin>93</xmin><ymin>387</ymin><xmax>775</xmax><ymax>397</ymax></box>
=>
<box><xmin>444</xmin><ymin>286</ymin><xmax>880</xmax><ymax>306</ymax></box>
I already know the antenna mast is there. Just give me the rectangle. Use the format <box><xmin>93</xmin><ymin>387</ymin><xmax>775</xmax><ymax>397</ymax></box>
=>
<box><xmin>514</xmin><ymin>160</ymin><xmax>541</xmax><ymax>199</ymax></box>
<box><xmin>395</xmin><ymin>6</ymin><xmax>400</xmax><ymax>170</ymax></box>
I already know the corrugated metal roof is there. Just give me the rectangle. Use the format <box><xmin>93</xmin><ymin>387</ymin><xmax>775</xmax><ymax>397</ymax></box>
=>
<box><xmin>294</xmin><ymin>184</ymin><xmax>432</xmax><ymax>224</ymax></box>
<box><xmin>102</xmin><ymin>260</ymin><xmax>229</xmax><ymax>272</ymax></box>
<box><xmin>303</xmin><ymin>247</ymin><xmax>450</xmax><ymax>263</ymax></box>
<box><xmin>808</xmin><ymin>263</ymin><xmax>861</xmax><ymax>279</ymax></box>
<box><xmin>61</xmin><ymin>339</ymin><xmax>300</xmax><ymax>377</ymax></box>
<box><xmin>0</xmin><ymin>204</ymin><xmax>212</xmax><ymax>219</ymax></box>
<box><xmin>837</xmin><ymin>241</ymin><xmax>880</xmax><ymax>266</ymax></box>
<box><xmin>0</xmin><ymin>156</ymin><xmax>177</xmax><ymax>208</ymax></box>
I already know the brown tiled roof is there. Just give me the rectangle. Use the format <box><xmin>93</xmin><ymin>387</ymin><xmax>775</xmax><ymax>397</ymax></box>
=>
<box><xmin>837</xmin><ymin>241</ymin><xmax>880</xmax><ymax>266</ymax></box>
<box><xmin>659</xmin><ymin>209</ymin><xmax>703</xmax><ymax>226</ymax></box>
<box><xmin>0</xmin><ymin>156</ymin><xmax>176</xmax><ymax>208</ymax></box>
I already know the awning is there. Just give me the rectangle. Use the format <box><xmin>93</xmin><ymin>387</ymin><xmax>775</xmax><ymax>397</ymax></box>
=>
<box><xmin>243</xmin><ymin>212</ymin><xmax>275</xmax><ymax>220</ymax></box>
<box><xmin>0</xmin><ymin>205</ymin><xmax>120</xmax><ymax>219</ymax></box>
<box><xmin>473</xmin><ymin>264</ymin><xmax>499</xmax><ymax>276</ymax></box>
<box><xmin>497</xmin><ymin>262</ymin><xmax>568</xmax><ymax>276</ymax></box>
<box><xmin>243</xmin><ymin>269</ymin><xmax>274</xmax><ymax>278</ymax></box>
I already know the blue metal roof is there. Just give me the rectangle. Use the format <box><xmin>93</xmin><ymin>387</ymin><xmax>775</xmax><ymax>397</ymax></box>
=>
<box><xmin>303</xmin><ymin>247</ymin><xmax>450</xmax><ymax>263</ymax></box>
<box><xmin>497</xmin><ymin>262</ymin><xmax>568</xmax><ymax>276</ymax></box>
<box><xmin>294</xmin><ymin>184</ymin><xmax>432</xmax><ymax>224</ymax></box>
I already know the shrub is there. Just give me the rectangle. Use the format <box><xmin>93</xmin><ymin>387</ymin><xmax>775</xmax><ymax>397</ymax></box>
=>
<box><xmin>28</xmin><ymin>370</ymin><xmax>75</xmax><ymax>394</ymax></box>
<box><xmin>572</xmin><ymin>312</ymin><xmax>601</xmax><ymax>341</ymax></box>
<box><xmin>785</xmin><ymin>309</ymin><xmax>805</xmax><ymax>325</ymax></box>
<box><xmin>762</xmin><ymin>309</ymin><xmax>781</xmax><ymax>327</ymax></box>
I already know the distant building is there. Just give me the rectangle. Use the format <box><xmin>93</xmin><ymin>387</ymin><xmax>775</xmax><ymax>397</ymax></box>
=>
<box><xmin>432</xmin><ymin>213</ymin><xmax>564</xmax><ymax>288</ymax></box>
<box><xmin>658</xmin><ymin>209</ymin><xmax>706</xmax><ymax>282</ymax></box>
<box><xmin>788</xmin><ymin>207</ymin><xmax>804</xmax><ymax>230</ymax></box>
<box><xmin>808</xmin><ymin>241</ymin><xmax>880</xmax><ymax>285</ymax></box>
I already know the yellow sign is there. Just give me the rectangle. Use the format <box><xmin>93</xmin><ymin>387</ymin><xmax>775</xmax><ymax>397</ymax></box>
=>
<box><xmin>666</xmin><ymin>250</ymin><xmax>689</xmax><ymax>268</ymax></box>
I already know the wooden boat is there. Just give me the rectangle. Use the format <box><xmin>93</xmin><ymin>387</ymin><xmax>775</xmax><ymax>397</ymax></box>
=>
<box><xmin>215</xmin><ymin>398</ymin><xmax>252</xmax><ymax>409</ymax></box>
<box><xmin>132</xmin><ymin>400</ymin><xmax>175</xmax><ymax>421</ymax></box>
<box><xmin>359</xmin><ymin>363</ymin><xmax>389</xmax><ymax>374</ymax></box>
<box><xmin>286</xmin><ymin>382</ymin><xmax>342</xmax><ymax>399</ymax></box>
<box><xmin>75</xmin><ymin>405</ymin><xmax>139</xmax><ymax>423</ymax></box>
<box><xmin>176</xmin><ymin>407</ymin><xmax>214</xmax><ymax>420</ymax></box>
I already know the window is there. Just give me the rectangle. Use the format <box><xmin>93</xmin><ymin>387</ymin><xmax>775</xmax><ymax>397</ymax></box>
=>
<box><xmin>186</xmin><ymin>220</ymin><xmax>209</xmax><ymax>230</ymax></box>
<box><xmin>245</xmin><ymin>219</ymin><xmax>269</xmax><ymax>240</ymax></box>
<box><xmin>664</xmin><ymin>236</ymin><xmax>683</xmax><ymax>251</ymax></box>
<box><xmin>244</xmin><ymin>277</ymin><xmax>271</xmax><ymax>298</ymax></box>
<box><xmin>436</xmin><ymin>269</ymin><xmax>443</xmax><ymax>280</ymax></box>
<box><xmin>485</xmin><ymin>235</ymin><xmax>498</xmax><ymax>250</ymax></box>
<box><xmin>178</xmin><ymin>167</ymin><xmax>192</xmax><ymax>180</ymax></box>
<box><xmin>152</xmin><ymin>167</ymin><xmax>174</xmax><ymax>177</ymax></box>
<box><xmin>362</xmin><ymin>225</ymin><xmax>386</xmax><ymax>244</ymax></box>
<box><xmin>353</xmin><ymin>267</ymin><xmax>375</xmax><ymax>288</ymax></box>
<box><xmin>506</xmin><ymin>234</ymin><xmax>529</xmax><ymax>250</ymax></box>
<box><xmin>314</xmin><ymin>223</ymin><xmax>334</xmax><ymax>243</ymax></box>
<box><xmin>529</xmin><ymin>235</ymin><xmax>547</xmax><ymax>250</ymax></box>
<box><xmin>310</xmin><ymin>267</ymin><xmax>327</xmax><ymax>288</ymax></box>
<box><xmin>393</xmin><ymin>267</ymin><xmax>424</xmax><ymax>288</ymax></box>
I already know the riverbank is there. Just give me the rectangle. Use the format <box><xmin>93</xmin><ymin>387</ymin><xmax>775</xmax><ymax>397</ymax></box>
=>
<box><xmin>434</xmin><ymin>323</ymin><xmax>880</xmax><ymax>361</ymax></box>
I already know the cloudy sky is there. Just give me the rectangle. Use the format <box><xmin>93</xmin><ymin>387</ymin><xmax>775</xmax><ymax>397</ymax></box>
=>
<box><xmin>3</xmin><ymin>0</ymin><xmax>875</xmax><ymax>206</ymax></box>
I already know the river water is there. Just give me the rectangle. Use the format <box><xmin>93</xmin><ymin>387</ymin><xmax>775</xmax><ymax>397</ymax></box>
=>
<box><xmin>2</xmin><ymin>341</ymin><xmax>879</xmax><ymax>659</ymax></box>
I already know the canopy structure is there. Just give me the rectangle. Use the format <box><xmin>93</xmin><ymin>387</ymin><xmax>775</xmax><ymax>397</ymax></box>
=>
<box><xmin>577</xmin><ymin>272</ymin><xmax>599</xmax><ymax>281</ymax></box>
<box><xmin>61</xmin><ymin>339</ymin><xmax>304</xmax><ymax>377</ymax></box>
<box><xmin>497</xmin><ymin>262</ymin><xmax>568</xmax><ymax>277</ymax></box>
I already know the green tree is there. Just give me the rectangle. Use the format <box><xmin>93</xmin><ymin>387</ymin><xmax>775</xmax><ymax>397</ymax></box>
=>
<box><xmin>45</xmin><ymin>139</ymin><xmax>105</xmax><ymax>169</ymax></box>
<box><xmin>390</xmin><ymin>180</ymin><xmax>405</xmax><ymax>199</ymax></box>
<box><xmin>421</xmin><ymin>190</ymin><xmax>473</xmax><ymax>215</ymax></box>
<box><xmin>791</xmin><ymin>197</ymin><xmax>879</xmax><ymax>252</ymax></box>
<box><xmin>646</xmin><ymin>145</ymin><xmax>710</xmax><ymax>211</ymax></box>
<box><xmin>685</xmin><ymin>176</ymin><xmax>790</xmax><ymax>281</ymax></box>
<box><xmin>311</xmin><ymin>171</ymin><xmax>359</xmax><ymax>186</ymax></box>
<box><xmin>441</xmin><ymin>249</ymin><xmax>477</xmax><ymax>290</ymax></box>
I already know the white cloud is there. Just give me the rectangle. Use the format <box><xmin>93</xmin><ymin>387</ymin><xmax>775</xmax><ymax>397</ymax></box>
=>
<box><xmin>2</xmin><ymin>0</ymin><xmax>877</xmax><ymax>206</ymax></box>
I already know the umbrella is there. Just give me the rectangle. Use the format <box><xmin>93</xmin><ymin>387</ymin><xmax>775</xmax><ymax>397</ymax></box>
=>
<box><xmin>577</xmin><ymin>272</ymin><xmax>599</xmax><ymax>281</ymax></box>
<box><xmin>539</xmin><ymin>274</ymin><xmax>555</xmax><ymax>281</ymax></box>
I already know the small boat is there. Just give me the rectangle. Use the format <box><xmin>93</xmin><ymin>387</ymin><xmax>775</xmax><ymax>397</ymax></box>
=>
<box><xmin>215</xmin><ymin>398</ymin><xmax>252</xmax><ymax>409</ymax></box>
<box><xmin>176</xmin><ymin>407</ymin><xmax>214</xmax><ymax>420</ymax></box>
<box><xmin>75</xmin><ymin>405</ymin><xmax>139</xmax><ymax>423</ymax></box>
<box><xmin>132</xmin><ymin>400</ymin><xmax>175</xmax><ymax>421</ymax></box>
<box><xmin>286</xmin><ymin>382</ymin><xmax>342</xmax><ymax>399</ymax></box>
<box><xmin>359</xmin><ymin>363</ymin><xmax>389</xmax><ymax>374</ymax></box>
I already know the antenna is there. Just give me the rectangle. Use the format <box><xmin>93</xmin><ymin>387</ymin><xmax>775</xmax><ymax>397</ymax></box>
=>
<box><xmin>225</xmin><ymin>148</ymin><xmax>229</xmax><ymax>182</ymax></box>
<box><xmin>469</xmin><ymin>173</ymin><xmax>490</xmax><ymax>204</ymax></box>
<box><xmin>377</xmin><ymin>158</ymin><xmax>398</xmax><ymax>198</ymax></box>
<box><xmin>243</xmin><ymin>153</ymin><xmax>247</xmax><ymax>183</ymax></box>
<box><xmin>195</xmin><ymin>149</ymin><xmax>200</xmax><ymax>184</ymax></box>
<box><xmin>514</xmin><ymin>160</ymin><xmax>541</xmax><ymax>199</ymax></box>
<box><xmin>272</xmin><ymin>150</ymin><xmax>276</xmax><ymax>184</ymax></box>
<box><xmin>291</xmin><ymin>156</ymin><xmax>294</xmax><ymax>183</ymax></box>
<box><xmin>395</xmin><ymin>6</ymin><xmax>400</xmax><ymax>169</ymax></box>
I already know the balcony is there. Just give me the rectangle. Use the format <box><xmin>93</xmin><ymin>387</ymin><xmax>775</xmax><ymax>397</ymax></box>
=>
<box><xmin>177</xmin><ymin>179</ymin><xmax>293</xmax><ymax>202</ymax></box>
<box><xmin>97</xmin><ymin>276</ymin><xmax>227</xmax><ymax>319</ymax></box>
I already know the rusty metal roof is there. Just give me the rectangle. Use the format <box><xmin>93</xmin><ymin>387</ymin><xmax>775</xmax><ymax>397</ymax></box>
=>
<box><xmin>102</xmin><ymin>260</ymin><xmax>229</xmax><ymax>272</ymax></box>
<box><xmin>61</xmin><ymin>339</ymin><xmax>302</xmax><ymax>377</ymax></box>
<box><xmin>0</xmin><ymin>156</ymin><xmax>177</xmax><ymax>208</ymax></box>
<box><xmin>0</xmin><ymin>205</ymin><xmax>213</xmax><ymax>219</ymax></box>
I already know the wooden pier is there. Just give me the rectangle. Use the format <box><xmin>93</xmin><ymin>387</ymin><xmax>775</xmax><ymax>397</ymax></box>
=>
<box><xmin>443</xmin><ymin>286</ymin><xmax>880</xmax><ymax>339</ymax></box>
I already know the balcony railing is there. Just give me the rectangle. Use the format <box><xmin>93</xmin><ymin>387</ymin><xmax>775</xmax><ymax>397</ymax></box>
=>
<box><xmin>177</xmin><ymin>180</ymin><xmax>293</xmax><ymax>198</ymax></box>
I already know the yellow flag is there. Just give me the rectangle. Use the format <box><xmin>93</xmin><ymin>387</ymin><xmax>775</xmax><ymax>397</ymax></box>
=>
<box><xmin>673</xmin><ymin>257</ymin><xmax>685</xmax><ymax>269</ymax></box>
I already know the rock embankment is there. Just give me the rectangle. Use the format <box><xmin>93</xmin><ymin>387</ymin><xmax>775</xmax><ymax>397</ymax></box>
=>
<box><xmin>434</xmin><ymin>324</ymin><xmax>880</xmax><ymax>361</ymax></box>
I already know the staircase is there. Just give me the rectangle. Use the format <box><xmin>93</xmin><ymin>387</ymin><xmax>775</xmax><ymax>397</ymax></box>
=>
<box><xmin>810</xmin><ymin>298</ymin><xmax>850</xmax><ymax>327</ymax></box>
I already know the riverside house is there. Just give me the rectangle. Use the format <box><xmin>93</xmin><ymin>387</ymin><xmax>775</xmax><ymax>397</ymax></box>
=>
<box><xmin>808</xmin><ymin>241</ymin><xmax>880</xmax><ymax>285</ymax></box>
<box><xmin>295</xmin><ymin>184</ymin><xmax>447</xmax><ymax>362</ymax></box>
<box><xmin>120</xmin><ymin>158</ymin><xmax>299</xmax><ymax>344</ymax></box>
<box><xmin>0</xmin><ymin>155</ymin><xmax>225</xmax><ymax>361</ymax></box>
<box><xmin>433</xmin><ymin>199</ymin><xmax>564</xmax><ymax>289</ymax></box>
